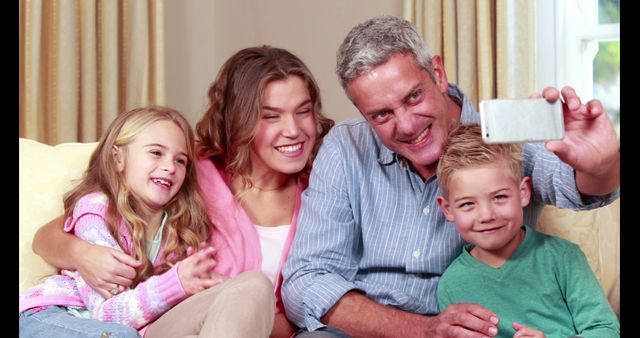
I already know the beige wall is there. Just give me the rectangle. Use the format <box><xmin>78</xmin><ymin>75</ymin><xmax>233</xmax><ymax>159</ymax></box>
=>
<box><xmin>164</xmin><ymin>0</ymin><xmax>404</xmax><ymax>126</ymax></box>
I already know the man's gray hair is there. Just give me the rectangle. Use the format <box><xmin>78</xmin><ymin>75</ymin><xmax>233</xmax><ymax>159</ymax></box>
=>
<box><xmin>336</xmin><ymin>15</ymin><xmax>434</xmax><ymax>93</ymax></box>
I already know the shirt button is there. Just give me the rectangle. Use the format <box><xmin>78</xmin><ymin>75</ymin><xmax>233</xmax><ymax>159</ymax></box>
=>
<box><xmin>423</xmin><ymin>207</ymin><xmax>430</xmax><ymax>215</ymax></box>
<box><xmin>413</xmin><ymin>249</ymin><xmax>421</xmax><ymax>258</ymax></box>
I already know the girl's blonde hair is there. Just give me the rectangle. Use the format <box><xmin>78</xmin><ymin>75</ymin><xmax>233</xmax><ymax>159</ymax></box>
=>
<box><xmin>195</xmin><ymin>46</ymin><xmax>334</xmax><ymax>191</ymax></box>
<box><xmin>63</xmin><ymin>105</ymin><xmax>212</xmax><ymax>287</ymax></box>
<box><xmin>437</xmin><ymin>124</ymin><xmax>523</xmax><ymax>197</ymax></box>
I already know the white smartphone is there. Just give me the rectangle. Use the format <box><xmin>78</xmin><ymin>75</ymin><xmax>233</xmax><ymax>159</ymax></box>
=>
<box><xmin>479</xmin><ymin>98</ymin><xmax>565</xmax><ymax>144</ymax></box>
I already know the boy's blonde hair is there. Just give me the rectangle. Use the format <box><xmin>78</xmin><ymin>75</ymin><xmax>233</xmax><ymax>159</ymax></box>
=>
<box><xmin>437</xmin><ymin>124</ymin><xmax>523</xmax><ymax>197</ymax></box>
<box><xmin>63</xmin><ymin>105</ymin><xmax>212</xmax><ymax>287</ymax></box>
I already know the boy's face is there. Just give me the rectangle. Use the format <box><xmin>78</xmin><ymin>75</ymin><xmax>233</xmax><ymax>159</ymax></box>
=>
<box><xmin>436</xmin><ymin>164</ymin><xmax>530</xmax><ymax>259</ymax></box>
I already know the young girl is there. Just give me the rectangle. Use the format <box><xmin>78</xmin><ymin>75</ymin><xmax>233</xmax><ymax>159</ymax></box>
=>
<box><xmin>20</xmin><ymin>106</ymin><xmax>275</xmax><ymax>337</ymax></box>
<box><xmin>32</xmin><ymin>46</ymin><xmax>333</xmax><ymax>338</ymax></box>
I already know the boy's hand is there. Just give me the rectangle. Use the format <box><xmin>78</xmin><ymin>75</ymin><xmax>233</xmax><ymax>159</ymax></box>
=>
<box><xmin>512</xmin><ymin>322</ymin><xmax>546</xmax><ymax>338</ymax></box>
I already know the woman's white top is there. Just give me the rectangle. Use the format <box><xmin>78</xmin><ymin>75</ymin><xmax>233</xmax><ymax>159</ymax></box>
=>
<box><xmin>254</xmin><ymin>224</ymin><xmax>291</xmax><ymax>286</ymax></box>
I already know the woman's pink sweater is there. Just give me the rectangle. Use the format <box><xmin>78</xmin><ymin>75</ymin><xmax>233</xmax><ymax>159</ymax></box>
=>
<box><xmin>196</xmin><ymin>158</ymin><xmax>302</xmax><ymax>314</ymax></box>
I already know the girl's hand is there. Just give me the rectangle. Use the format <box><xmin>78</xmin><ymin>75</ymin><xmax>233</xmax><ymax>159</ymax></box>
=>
<box><xmin>177</xmin><ymin>246</ymin><xmax>228</xmax><ymax>295</ymax></box>
<box><xmin>512</xmin><ymin>322</ymin><xmax>546</xmax><ymax>338</ymax></box>
<box><xmin>185</xmin><ymin>241</ymin><xmax>213</xmax><ymax>256</ymax></box>
<box><xmin>75</xmin><ymin>241</ymin><xmax>142</xmax><ymax>298</ymax></box>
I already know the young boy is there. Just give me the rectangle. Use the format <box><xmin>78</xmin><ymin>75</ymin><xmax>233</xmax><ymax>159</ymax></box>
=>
<box><xmin>435</xmin><ymin>124</ymin><xmax>619</xmax><ymax>338</ymax></box>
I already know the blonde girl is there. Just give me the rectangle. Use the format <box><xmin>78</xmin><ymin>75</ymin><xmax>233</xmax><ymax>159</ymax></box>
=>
<box><xmin>20</xmin><ymin>106</ymin><xmax>275</xmax><ymax>337</ymax></box>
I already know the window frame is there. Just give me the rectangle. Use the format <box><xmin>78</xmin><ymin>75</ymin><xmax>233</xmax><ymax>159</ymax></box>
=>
<box><xmin>534</xmin><ymin>0</ymin><xmax>619</xmax><ymax>99</ymax></box>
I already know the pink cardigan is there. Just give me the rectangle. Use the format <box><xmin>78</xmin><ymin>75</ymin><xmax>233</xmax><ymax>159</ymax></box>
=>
<box><xmin>196</xmin><ymin>158</ymin><xmax>302</xmax><ymax>314</ymax></box>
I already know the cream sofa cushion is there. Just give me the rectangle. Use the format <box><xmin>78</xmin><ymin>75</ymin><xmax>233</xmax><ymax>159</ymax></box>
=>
<box><xmin>19</xmin><ymin>138</ymin><xmax>98</xmax><ymax>292</ymax></box>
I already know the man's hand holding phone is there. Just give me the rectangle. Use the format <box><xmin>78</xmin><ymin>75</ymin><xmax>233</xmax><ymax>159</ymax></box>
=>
<box><xmin>481</xmin><ymin>86</ymin><xmax>619</xmax><ymax>197</ymax></box>
<box><xmin>479</xmin><ymin>98</ymin><xmax>564</xmax><ymax>144</ymax></box>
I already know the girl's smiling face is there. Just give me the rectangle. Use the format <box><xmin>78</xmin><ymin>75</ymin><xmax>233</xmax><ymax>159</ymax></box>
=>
<box><xmin>114</xmin><ymin>120</ymin><xmax>188</xmax><ymax>213</ymax></box>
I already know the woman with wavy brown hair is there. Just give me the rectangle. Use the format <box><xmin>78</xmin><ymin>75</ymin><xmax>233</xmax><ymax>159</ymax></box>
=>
<box><xmin>194</xmin><ymin>46</ymin><xmax>334</xmax><ymax>337</ymax></box>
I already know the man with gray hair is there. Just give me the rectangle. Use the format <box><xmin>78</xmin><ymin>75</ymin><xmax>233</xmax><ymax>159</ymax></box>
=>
<box><xmin>282</xmin><ymin>15</ymin><xmax>619</xmax><ymax>338</ymax></box>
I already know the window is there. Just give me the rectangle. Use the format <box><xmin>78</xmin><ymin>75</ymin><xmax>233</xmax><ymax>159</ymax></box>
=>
<box><xmin>535</xmin><ymin>0</ymin><xmax>620</xmax><ymax>137</ymax></box>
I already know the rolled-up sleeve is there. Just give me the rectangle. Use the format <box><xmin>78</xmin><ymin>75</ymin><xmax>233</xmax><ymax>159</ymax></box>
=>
<box><xmin>526</xmin><ymin>143</ymin><xmax>620</xmax><ymax>207</ymax></box>
<box><xmin>522</xmin><ymin>143</ymin><xmax>619</xmax><ymax>226</ymax></box>
<box><xmin>282</xmin><ymin>131</ymin><xmax>362</xmax><ymax>331</ymax></box>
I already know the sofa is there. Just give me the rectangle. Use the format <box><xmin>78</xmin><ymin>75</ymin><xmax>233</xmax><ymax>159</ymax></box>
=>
<box><xmin>19</xmin><ymin>137</ymin><xmax>620</xmax><ymax>317</ymax></box>
<box><xmin>19</xmin><ymin>138</ymin><xmax>98</xmax><ymax>293</ymax></box>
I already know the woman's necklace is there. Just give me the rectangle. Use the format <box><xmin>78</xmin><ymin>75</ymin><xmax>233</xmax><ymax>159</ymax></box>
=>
<box><xmin>251</xmin><ymin>176</ymin><xmax>294</xmax><ymax>191</ymax></box>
